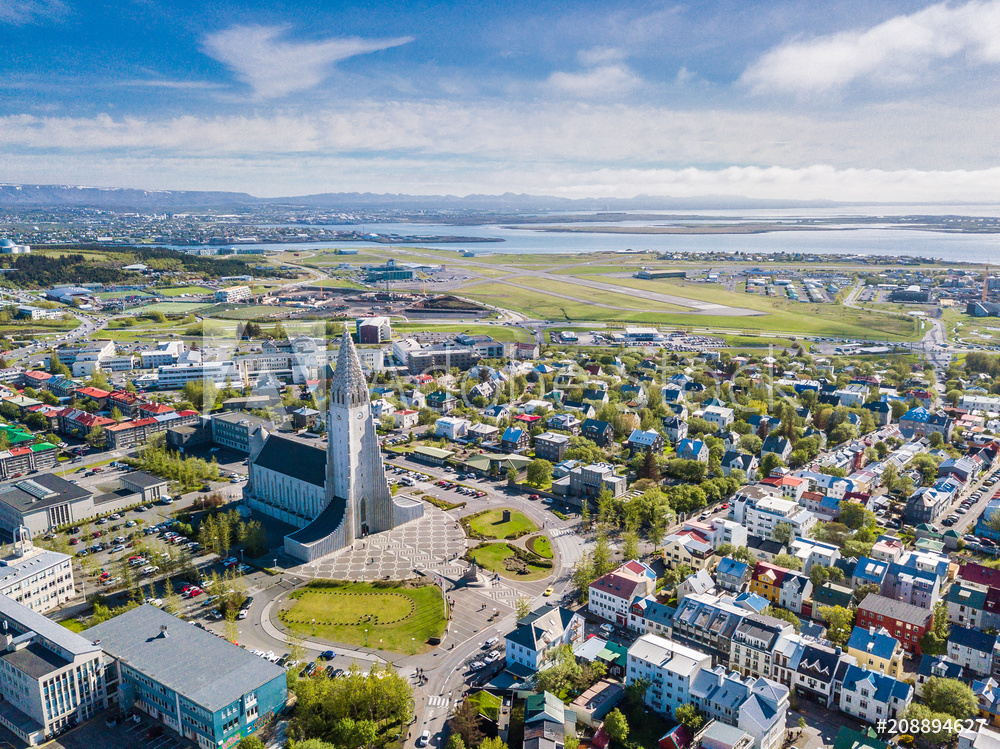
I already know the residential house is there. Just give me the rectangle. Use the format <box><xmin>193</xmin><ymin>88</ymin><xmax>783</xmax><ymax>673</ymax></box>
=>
<box><xmin>788</xmin><ymin>538</ymin><xmax>841</xmax><ymax>573</ymax></box>
<box><xmin>670</xmin><ymin>593</ymin><xmax>749</xmax><ymax>665</ymax></box>
<box><xmin>581</xmin><ymin>419</ymin><xmax>614</xmax><ymax>447</ymax></box>
<box><xmin>626</xmin><ymin>428</ymin><xmax>664</xmax><ymax>457</ymax></box>
<box><xmin>702</xmin><ymin>405</ymin><xmax>735</xmax><ymax>428</ymax></box>
<box><xmin>662</xmin><ymin>416</ymin><xmax>688</xmax><ymax>444</ymax></box>
<box><xmin>948</xmin><ymin>626</ymin><xmax>999</xmax><ymax>679</ymax></box>
<box><xmin>426</xmin><ymin>390</ymin><xmax>457</xmax><ymax>414</ymax></box>
<box><xmin>626</xmin><ymin>634</ymin><xmax>712</xmax><ymax>718</ymax></box>
<box><xmin>730</xmin><ymin>614</ymin><xmax>795</xmax><ymax>680</ymax></box>
<box><xmin>663</xmin><ymin>529</ymin><xmax>714</xmax><ymax>571</ymax></box>
<box><xmin>588</xmin><ymin>560</ymin><xmax>657</xmax><ymax>627</ymax></box>
<box><xmin>547</xmin><ymin>413</ymin><xmax>581</xmax><ymax>435</ymax></box>
<box><xmin>761</xmin><ymin>435</ymin><xmax>792</xmax><ymax>463</ymax></box>
<box><xmin>505</xmin><ymin>604</ymin><xmax>586</xmax><ymax>672</ymax></box>
<box><xmin>677</xmin><ymin>438</ymin><xmax>709</xmax><ymax>463</ymax></box>
<box><xmin>856</xmin><ymin>594</ymin><xmax>932</xmax><ymax>655</ymax></box>
<box><xmin>534</xmin><ymin>432</ymin><xmax>570</xmax><ymax>463</ymax></box>
<box><xmin>501</xmin><ymin>427</ymin><xmax>529</xmax><ymax>453</ymax></box>
<box><xmin>715</xmin><ymin>558</ymin><xmax>751</xmax><ymax>592</ymax></box>
<box><xmin>846</xmin><ymin>626</ymin><xmax>904</xmax><ymax>678</ymax></box>
<box><xmin>898</xmin><ymin>407</ymin><xmax>953</xmax><ymax>441</ymax></box>
<box><xmin>838</xmin><ymin>665</ymin><xmax>913</xmax><ymax>725</ymax></box>
<box><xmin>436</xmin><ymin>417</ymin><xmax>471</xmax><ymax>441</ymax></box>
<box><xmin>916</xmin><ymin>654</ymin><xmax>964</xmax><ymax>697</ymax></box>
<box><xmin>689</xmin><ymin>666</ymin><xmax>790</xmax><ymax>749</ymax></box>
<box><xmin>722</xmin><ymin>451</ymin><xmax>758</xmax><ymax>477</ymax></box>
<box><xmin>851</xmin><ymin>558</ymin><xmax>889</xmax><ymax>591</ymax></box>
<box><xmin>792</xmin><ymin>642</ymin><xmax>857</xmax><ymax>709</ymax></box>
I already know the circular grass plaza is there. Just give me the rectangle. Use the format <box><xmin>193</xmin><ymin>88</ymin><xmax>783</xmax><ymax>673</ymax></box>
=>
<box><xmin>278</xmin><ymin>580</ymin><xmax>447</xmax><ymax>654</ymax></box>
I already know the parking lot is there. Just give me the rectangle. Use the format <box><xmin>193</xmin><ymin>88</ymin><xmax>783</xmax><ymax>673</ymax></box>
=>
<box><xmin>49</xmin><ymin>710</ymin><xmax>193</xmax><ymax>749</ymax></box>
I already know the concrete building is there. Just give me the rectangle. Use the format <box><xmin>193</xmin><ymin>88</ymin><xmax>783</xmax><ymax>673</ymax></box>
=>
<box><xmin>0</xmin><ymin>594</ymin><xmax>106</xmax><ymax>745</ymax></box>
<box><xmin>211</xmin><ymin>412</ymin><xmax>272</xmax><ymax>454</ymax></box>
<box><xmin>838</xmin><ymin>664</ymin><xmax>913</xmax><ymax>725</ymax></box>
<box><xmin>356</xmin><ymin>316</ymin><xmax>392</xmax><ymax>343</ymax></box>
<box><xmin>214</xmin><ymin>285</ymin><xmax>252</xmax><ymax>303</ymax></box>
<box><xmin>534</xmin><ymin>432</ymin><xmax>570</xmax><ymax>463</ymax></box>
<box><xmin>588</xmin><ymin>560</ymin><xmax>656</xmax><ymax>627</ymax></box>
<box><xmin>504</xmin><ymin>605</ymin><xmax>585</xmax><ymax>672</ymax></box>
<box><xmin>244</xmin><ymin>332</ymin><xmax>422</xmax><ymax>562</ymax></box>
<box><xmin>140</xmin><ymin>341</ymin><xmax>188</xmax><ymax>369</ymax></box>
<box><xmin>627</xmin><ymin>634</ymin><xmax>711</xmax><ymax>717</ymax></box>
<box><xmin>89</xmin><ymin>605</ymin><xmax>286</xmax><ymax>749</ymax></box>
<box><xmin>156</xmin><ymin>361</ymin><xmax>240</xmax><ymax>389</ymax></box>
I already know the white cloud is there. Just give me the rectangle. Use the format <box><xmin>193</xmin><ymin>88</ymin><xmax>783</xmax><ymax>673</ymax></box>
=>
<box><xmin>0</xmin><ymin>0</ymin><xmax>66</xmax><ymax>24</ymax></box>
<box><xmin>742</xmin><ymin>0</ymin><xmax>1000</xmax><ymax>95</ymax></box>
<box><xmin>2</xmin><ymin>98</ymin><xmax>1000</xmax><ymax>201</ymax></box>
<box><xmin>546</xmin><ymin>64</ymin><xmax>640</xmax><ymax>97</ymax></box>
<box><xmin>577</xmin><ymin>46</ymin><xmax>626</xmax><ymax>66</ymax></box>
<box><xmin>201</xmin><ymin>24</ymin><xmax>413</xmax><ymax>99</ymax></box>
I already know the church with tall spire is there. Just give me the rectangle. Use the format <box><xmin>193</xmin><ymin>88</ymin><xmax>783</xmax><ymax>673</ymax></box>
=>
<box><xmin>242</xmin><ymin>330</ymin><xmax>423</xmax><ymax>562</ymax></box>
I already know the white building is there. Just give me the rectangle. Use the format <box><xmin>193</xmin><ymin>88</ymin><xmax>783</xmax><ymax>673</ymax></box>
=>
<box><xmin>156</xmin><ymin>361</ymin><xmax>241</xmax><ymax>388</ymax></box>
<box><xmin>370</xmin><ymin>399</ymin><xmax>396</xmax><ymax>420</ymax></box>
<box><xmin>0</xmin><ymin>593</ymin><xmax>106</xmax><ymax>745</ymax></box>
<box><xmin>214</xmin><ymin>285</ymin><xmax>252</xmax><ymax>303</ymax></box>
<box><xmin>961</xmin><ymin>394</ymin><xmax>1000</xmax><ymax>414</ymax></box>
<box><xmin>356</xmin><ymin>316</ymin><xmax>392</xmax><ymax>343</ymax></box>
<box><xmin>140</xmin><ymin>341</ymin><xmax>188</xmax><ymax>369</ymax></box>
<box><xmin>838</xmin><ymin>664</ymin><xmax>913</xmax><ymax>725</ymax></box>
<box><xmin>588</xmin><ymin>560</ymin><xmax>656</xmax><ymax>627</ymax></box>
<box><xmin>504</xmin><ymin>604</ymin><xmax>585</xmax><ymax>672</ymax></box>
<box><xmin>745</xmin><ymin>496</ymin><xmax>816</xmax><ymax>542</ymax></box>
<box><xmin>626</xmin><ymin>634</ymin><xmax>711</xmax><ymax>716</ymax></box>
<box><xmin>435</xmin><ymin>417</ymin><xmax>471</xmax><ymax>441</ymax></box>
<box><xmin>702</xmin><ymin>405</ymin><xmax>735</xmax><ymax>428</ymax></box>
<box><xmin>0</xmin><ymin>532</ymin><xmax>75</xmax><ymax>614</ymax></box>
<box><xmin>788</xmin><ymin>538</ymin><xmax>841</xmax><ymax>573</ymax></box>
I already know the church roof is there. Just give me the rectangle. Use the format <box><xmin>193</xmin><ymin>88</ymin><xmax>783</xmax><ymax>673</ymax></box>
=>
<box><xmin>332</xmin><ymin>331</ymin><xmax>369</xmax><ymax>407</ymax></box>
<box><xmin>254</xmin><ymin>433</ymin><xmax>325</xmax><ymax>487</ymax></box>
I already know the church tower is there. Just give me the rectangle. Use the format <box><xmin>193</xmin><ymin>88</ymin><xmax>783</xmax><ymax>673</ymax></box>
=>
<box><xmin>326</xmin><ymin>330</ymin><xmax>393</xmax><ymax>542</ymax></box>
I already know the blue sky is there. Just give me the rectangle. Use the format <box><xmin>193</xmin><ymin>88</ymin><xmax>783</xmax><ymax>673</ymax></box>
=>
<box><xmin>2</xmin><ymin>0</ymin><xmax>1000</xmax><ymax>201</ymax></box>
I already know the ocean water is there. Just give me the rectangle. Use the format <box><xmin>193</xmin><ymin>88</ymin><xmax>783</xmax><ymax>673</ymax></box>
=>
<box><xmin>172</xmin><ymin>206</ymin><xmax>1000</xmax><ymax>264</ymax></box>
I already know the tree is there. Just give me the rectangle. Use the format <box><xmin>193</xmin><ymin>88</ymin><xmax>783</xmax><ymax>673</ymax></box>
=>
<box><xmin>923</xmin><ymin>677</ymin><xmax>978</xmax><ymax>720</ymax></box>
<box><xmin>450</xmin><ymin>698</ymin><xmax>484</xmax><ymax>747</ymax></box>
<box><xmin>772</xmin><ymin>521</ymin><xmax>793</xmax><ymax>546</ymax></box>
<box><xmin>839</xmin><ymin>501</ymin><xmax>876</xmax><ymax>530</ymax></box>
<box><xmin>674</xmin><ymin>703</ymin><xmax>704</xmax><ymax>732</ymax></box>
<box><xmin>480</xmin><ymin>739</ymin><xmax>508</xmax><ymax>749</ymax></box>
<box><xmin>580</xmin><ymin>498</ymin><xmax>591</xmax><ymax>527</ymax></box>
<box><xmin>571</xmin><ymin>555</ymin><xmax>595</xmax><ymax>603</ymax></box>
<box><xmin>771</xmin><ymin>553</ymin><xmax>803</xmax><ymax>571</ymax></box>
<box><xmin>929</xmin><ymin>431</ymin><xmax>945</xmax><ymax>449</ymax></box>
<box><xmin>603</xmin><ymin>709</ymin><xmax>629</xmax><ymax>744</ymax></box>
<box><xmin>526</xmin><ymin>459</ymin><xmax>553</xmax><ymax>487</ymax></box>
<box><xmin>86</xmin><ymin>424</ymin><xmax>105</xmax><ymax>448</ymax></box>
<box><xmin>505</xmin><ymin>466</ymin><xmax>518</xmax><ymax>483</ymax></box>
<box><xmin>717</xmin><ymin>543</ymin><xmax>757</xmax><ymax>564</ymax></box>
<box><xmin>639</xmin><ymin>449</ymin><xmax>661</xmax><ymax>481</ymax></box>
<box><xmin>622</xmin><ymin>531</ymin><xmax>641</xmax><ymax>562</ymax></box>
<box><xmin>515</xmin><ymin>596</ymin><xmax>532</xmax><ymax>621</ymax></box>
<box><xmin>236</xmin><ymin>738</ymin><xmax>266</xmax><ymax>749</ymax></box>
<box><xmin>900</xmin><ymin>704</ymin><xmax>959</xmax><ymax>745</ymax></box>
<box><xmin>445</xmin><ymin>736</ymin><xmax>466</xmax><ymax>749</ymax></box>
<box><xmin>819</xmin><ymin>605</ymin><xmax>855</xmax><ymax>644</ymax></box>
<box><xmin>759</xmin><ymin>452</ymin><xmax>785</xmax><ymax>477</ymax></box>
<box><xmin>853</xmin><ymin>583</ymin><xmax>881</xmax><ymax>604</ymax></box>
<box><xmin>762</xmin><ymin>605</ymin><xmax>801</xmax><ymax>632</ymax></box>
<box><xmin>592</xmin><ymin>533</ymin><xmax>613</xmax><ymax>577</ymax></box>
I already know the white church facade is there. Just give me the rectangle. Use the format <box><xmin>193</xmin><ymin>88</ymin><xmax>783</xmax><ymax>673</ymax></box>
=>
<box><xmin>242</xmin><ymin>331</ymin><xmax>423</xmax><ymax>562</ymax></box>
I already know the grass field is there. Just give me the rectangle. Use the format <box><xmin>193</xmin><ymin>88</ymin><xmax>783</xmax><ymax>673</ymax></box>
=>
<box><xmin>527</xmin><ymin>535</ymin><xmax>553</xmax><ymax>558</ymax></box>
<box><xmin>393</xmin><ymin>322</ymin><xmax>532</xmax><ymax>342</ymax></box>
<box><xmin>140</xmin><ymin>301</ymin><xmax>213</xmax><ymax>314</ymax></box>
<box><xmin>467</xmin><ymin>542</ymin><xmax>551</xmax><ymax>581</ymax></box>
<box><xmin>156</xmin><ymin>285</ymin><xmax>213</xmax><ymax>297</ymax></box>
<box><xmin>96</xmin><ymin>290</ymin><xmax>155</xmax><ymax>300</ymax></box>
<box><xmin>507</xmin><ymin>275</ymin><xmax>690</xmax><ymax>312</ymax></box>
<box><xmin>466</xmin><ymin>508</ymin><xmax>537</xmax><ymax>539</ymax></box>
<box><xmin>198</xmin><ymin>303</ymin><xmax>284</xmax><ymax>319</ymax></box>
<box><xmin>457</xmin><ymin>275</ymin><xmax>919</xmax><ymax>339</ymax></box>
<box><xmin>312</xmin><ymin>278</ymin><xmax>368</xmax><ymax>289</ymax></box>
<box><xmin>280</xmin><ymin>580</ymin><xmax>446</xmax><ymax>654</ymax></box>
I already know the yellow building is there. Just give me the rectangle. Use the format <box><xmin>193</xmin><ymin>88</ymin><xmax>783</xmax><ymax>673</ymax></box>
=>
<box><xmin>846</xmin><ymin>625</ymin><xmax>904</xmax><ymax>678</ymax></box>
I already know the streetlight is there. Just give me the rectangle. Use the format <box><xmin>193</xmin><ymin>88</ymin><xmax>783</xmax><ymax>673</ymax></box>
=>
<box><xmin>365</xmin><ymin>628</ymin><xmax>369</xmax><ymax>646</ymax></box>
<box><xmin>411</xmin><ymin>637</ymin><xmax>415</xmax><ymax>654</ymax></box>
<box><xmin>311</xmin><ymin>618</ymin><xmax>316</xmax><ymax>634</ymax></box>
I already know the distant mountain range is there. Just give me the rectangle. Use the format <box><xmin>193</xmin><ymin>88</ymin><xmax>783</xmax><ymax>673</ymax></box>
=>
<box><xmin>0</xmin><ymin>183</ymin><xmax>845</xmax><ymax>212</ymax></box>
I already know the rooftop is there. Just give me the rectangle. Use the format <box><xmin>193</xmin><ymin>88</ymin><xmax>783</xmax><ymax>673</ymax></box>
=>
<box><xmin>88</xmin><ymin>605</ymin><xmax>285</xmax><ymax>712</ymax></box>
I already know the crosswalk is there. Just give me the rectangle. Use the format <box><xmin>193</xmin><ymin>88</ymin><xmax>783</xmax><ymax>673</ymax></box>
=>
<box><xmin>426</xmin><ymin>695</ymin><xmax>462</xmax><ymax>708</ymax></box>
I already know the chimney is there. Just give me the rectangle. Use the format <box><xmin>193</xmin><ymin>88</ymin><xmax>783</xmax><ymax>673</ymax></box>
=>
<box><xmin>869</xmin><ymin>625</ymin><xmax>875</xmax><ymax>636</ymax></box>
<box><xmin>159</xmin><ymin>624</ymin><xmax>169</xmax><ymax>639</ymax></box>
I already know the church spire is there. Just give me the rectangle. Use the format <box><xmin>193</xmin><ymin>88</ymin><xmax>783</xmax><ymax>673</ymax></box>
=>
<box><xmin>331</xmin><ymin>330</ymin><xmax>368</xmax><ymax>408</ymax></box>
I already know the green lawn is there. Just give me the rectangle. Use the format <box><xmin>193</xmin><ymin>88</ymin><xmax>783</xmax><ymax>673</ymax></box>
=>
<box><xmin>59</xmin><ymin>619</ymin><xmax>87</xmax><ymax>633</ymax></box>
<box><xmin>156</xmin><ymin>285</ymin><xmax>213</xmax><ymax>296</ymax></box>
<box><xmin>527</xmin><ymin>535</ymin><xmax>553</xmax><ymax>559</ymax></box>
<box><xmin>506</xmin><ymin>275</ymin><xmax>690</xmax><ymax>312</ymax></box>
<box><xmin>279</xmin><ymin>580</ymin><xmax>446</xmax><ymax>654</ymax></box>
<box><xmin>465</xmin><ymin>508</ymin><xmax>537</xmax><ymax>539</ymax></box>
<box><xmin>467</xmin><ymin>542</ymin><xmax>552</xmax><ymax>581</ymax></box>
<box><xmin>140</xmin><ymin>301</ymin><xmax>214</xmax><ymax>314</ymax></box>
<box><xmin>393</xmin><ymin>322</ymin><xmax>532</xmax><ymax>342</ymax></box>
<box><xmin>457</xmin><ymin>277</ymin><xmax>919</xmax><ymax>339</ymax></box>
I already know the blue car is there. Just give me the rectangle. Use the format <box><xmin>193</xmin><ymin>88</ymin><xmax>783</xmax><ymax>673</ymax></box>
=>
<box><xmin>319</xmin><ymin>651</ymin><xmax>336</xmax><ymax>661</ymax></box>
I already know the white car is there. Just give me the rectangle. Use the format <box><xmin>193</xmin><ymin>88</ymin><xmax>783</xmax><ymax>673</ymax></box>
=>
<box><xmin>417</xmin><ymin>731</ymin><xmax>430</xmax><ymax>747</ymax></box>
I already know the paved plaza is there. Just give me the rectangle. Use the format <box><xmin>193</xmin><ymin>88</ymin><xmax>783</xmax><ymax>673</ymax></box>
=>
<box><xmin>288</xmin><ymin>502</ymin><xmax>468</xmax><ymax>581</ymax></box>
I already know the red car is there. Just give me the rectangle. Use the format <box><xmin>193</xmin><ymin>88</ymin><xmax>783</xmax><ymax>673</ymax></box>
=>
<box><xmin>529</xmin><ymin>494</ymin><xmax>539</xmax><ymax>500</ymax></box>
<box><xmin>92</xmin><ymin>531</ymin><xmax>102</xmax><ymax>538</ymax></box>
<box><xmin>69</xmin><ymin>538</ymin><xmax>78</xmax><ymax>545</ymax></box>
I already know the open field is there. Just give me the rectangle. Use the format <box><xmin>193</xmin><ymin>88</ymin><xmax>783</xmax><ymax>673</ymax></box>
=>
<box><xmin>198</xmin><ymin>303</ymin><xmax>284</xmax><ymax>319</ymax></box>
<box><xmin>95</xmin><ymin>290</ymin><xmax>155</xmax><ymax>300</ymax></box>
<box><xmin>465</xmin><ymin>508</ymin><xmax>537</xmax><ymax>539</ymax></box>
<box><xmin>312</xmin><ymin>278</ymin><xmax>367</xmax><ymax>289</ymax></box>
<box><xmin>393</xmin><ymin>322</ymin><xmax>532</xmax><ymax>342</ymax></box>
<box><xmin>467</xmin><ymin>542</ymin><xmax>552</xmax><ymax>581</ymax></box>
<box><xmin>139</xmin><ymin>301</ymin><xmax>213</xmax><ymax>314</ymax></box>
<box><xmin>279</xmin><ymin>580</ymin><xmax>446</xmax><ymax>654</ymax></box>
<box><xmin>156</xmin><ymin>285</ymin><xmax>213</xmax><ymax>297</ymax></box>
<box><xmin>526</xmin><ymin>535</ymin><xmax>553</xmax><ymax>558</ymax></box>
